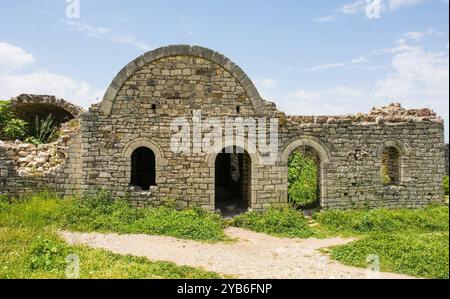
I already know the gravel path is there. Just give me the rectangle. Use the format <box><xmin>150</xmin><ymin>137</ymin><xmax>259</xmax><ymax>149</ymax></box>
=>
<box><xmin>60</xmin><ymin>228</ymin><xmax>412</xmax><ymax>279</ymax></box>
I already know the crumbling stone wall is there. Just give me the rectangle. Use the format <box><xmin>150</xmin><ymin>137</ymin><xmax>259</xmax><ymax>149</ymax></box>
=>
<box><xmin>0</xmin><ymin>121</ymin><xmax>83</xmax><ymax>198</ymax></box>
<box><xmin>281</xmin><ymin>104</ymin><xmax>445</xmax><ymax>209</ymax></box>
<box><xmin>0</xmin><ymin>45</ymin><xmax>446</xmax><ymax>210</ymax></box>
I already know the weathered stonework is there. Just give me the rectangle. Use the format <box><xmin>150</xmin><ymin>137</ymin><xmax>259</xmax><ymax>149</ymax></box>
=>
<box><xmin>0</xmin><ymin>45</ymin><xmax>446</xmax><ymax>210</ymax></box>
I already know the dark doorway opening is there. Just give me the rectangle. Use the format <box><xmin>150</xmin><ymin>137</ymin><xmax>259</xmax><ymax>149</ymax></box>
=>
<box><xmin>130</xmin><ymin>147</ymin><xmax>156</xmax><ymax>191</ymax></box>
<box><xmin>215</xmin><ymin>147</ymin><xmax>251</xmax><ymax>216</ymax></box>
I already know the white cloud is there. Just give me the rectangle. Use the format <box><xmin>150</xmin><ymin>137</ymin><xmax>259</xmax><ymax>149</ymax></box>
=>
<box><xmin>275</xmin><ymin>38</ymin><xmax>449</xmax><ymax>140</ymax></box>
<box><xmin>314</xmin><ymin>15</ymin><xmax>337</xmax><ymax>23</ymax></box>
<box><xmin>373</xmin><ymin>39</ymin><xmax>449</xmax><ymax>110</ymax></box>
<box><xmin>388</xmin><ymin>0</ymin><xmax>426</xmax><ymax>11</ymax></box>
<box><xmin>255</xmin><ymin>78</ymin><xmax>278</xmax><ymax>90</ymax></box>
<box><xmin>0</xmin><ymin>42</ymin><xmax>35</xmax><ymax>74</ymax></box>
<box><xmin>402</xmin><ymin>27</ymin><xmax>441</xmax><ymax>41</ymax></box>
<box><xmin>332</xmin><ymin>0</ymin><xmax>428</xmax><ymax>20</ymax></box>
<box><xmin>303</xmin><ymin>62</ymin><xmax>346</xmax><ymax>72</ymax></box>
<box><xmin>338</xmin><ymin>1</ymin><xmax>367</xmax><ymax>14</ymax></box>
<box><xmin>61</xmin><ymin>20</ymin><xmax>153</xmax><ymax>52</ymax></box>
<box><xmin>0</xmin><ymin>42</ymin><xmax>104</xmax><ymax>108</ymax></box>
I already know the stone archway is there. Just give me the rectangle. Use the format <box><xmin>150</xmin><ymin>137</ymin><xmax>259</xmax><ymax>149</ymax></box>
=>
<box><xmin>122</xmin><ymin>138</ymin><xmax>168</xmax><ymax>189</ymax></box>
<box><xmin>206</xmin><ymin>138</ymin><xmax>261</xmax><ymax>212</ymax></box>
<box><xmin>281</xmin><ymin>137</ymin><xmax>331</xmax><ymax>208</ymax></box>
<box><xmin>10</xmin><ymin>94</ymin><xmax>84</xmax><ymax>124</ymax></box>
<box><xmin>376</xmin><ymin>139</ymin><xmax>408</xmax><ymax>185</ymax></box>
<box><xmin>214</xmin><ymin>147</ymin><xmax>252</xmax><ymax>215</ymax></box>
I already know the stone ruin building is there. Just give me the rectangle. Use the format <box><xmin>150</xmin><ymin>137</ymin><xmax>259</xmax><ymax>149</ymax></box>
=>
<box><xmin>0</xmin><ymin>45</ymin><xmax>447</xmax><ymax>212</ymax></box>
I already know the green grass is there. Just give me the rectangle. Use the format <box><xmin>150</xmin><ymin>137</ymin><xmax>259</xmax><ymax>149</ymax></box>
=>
<box><xmin>328</xmin><ymin>232</ymin><xmax>449</xmax><ymax>279</ymax></box>
<box><xmin>314</xmin><ymin>205</ymin><xmax>449</xmax><ymax>235</ymax></box>
<box><xmin>316</xmin><ymin>205</ymin><xmax>449</xmax><ymax>279</ymax></box>
<box><xmin>0</xmin><ymin>191</ymin><xmax>226</xmax><ymax>278</ymax></box>
<box><xmin>232</xmin><ymin>207</ymin><xmax>314</xmax><ymax>238</ymax></box>
<box><xmin>1</xmin><ymin>191</ymin><xmax>227</xmax><ymax>242</ymax></box>
<box><xmin>1</xmin><ymin>191</ymin><xmax>449</xmax><ymax>279</ymax></box>
<box><xmin>0</xmin><ymin>227</ymin><xmax>220</xmax><ymax>279</ymax></box>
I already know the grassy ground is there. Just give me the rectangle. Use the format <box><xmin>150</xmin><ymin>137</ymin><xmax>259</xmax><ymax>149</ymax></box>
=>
<box><xmin>232</xmin><ymin>205</ymin><xmax>449</xmax><ymax>279</ymax></box>
<box><xmin>0</xmin><ymin>227</ymin><xmax>220</xmax><ymax>279</ymax></box>
<box><xmin>0</xmin><ymin>191</ymin><xmax>224</xmax><ymax>279</ymax></box>
<box><xmin>1</xmin><ymin>191</ymin><xmax>448</xmax><ymax>279</ymax></box>
<box><xmin>315</xmin><ymin>205</ymin><xmax>449</xmax><ymax>279</ymax></box>
<box><xmin>1</xmin><ymin>191</ymin><xmax>227</xmax><ymax>242</ymax></box>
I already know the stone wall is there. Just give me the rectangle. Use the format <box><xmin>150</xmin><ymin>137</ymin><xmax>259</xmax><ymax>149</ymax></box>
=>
<box><xmin>0</xmin><ymin>45</ymin><xmax>446</xmax><ymax>210</ymax></box>
<box><xmin>281</xmin><ymin>107</ymin><xmax>445</xmax><ymax>209</ymax></box>
<box><xmin>0</xmin><ymin>121</ymin><xmax>83</xmax><ymax>198</ymax></box>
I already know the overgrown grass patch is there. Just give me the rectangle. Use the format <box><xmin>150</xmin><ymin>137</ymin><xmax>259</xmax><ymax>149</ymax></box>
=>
<box><xmin>314</xmin><ymin>205</ymin><xmax>449</xmax><ymax>234</ymax></box>
<box><xmin>329</xmin><ymin>232</ymin><xmax>449</xmax><ymax>279</ymax></box>
<box><xmin>0</xmin><ymin>227</ymin><xmax>220</xmax><ymax>279</ymax></box>
<box><xmin>58</xmin><ymin>191</ymin><xmax>227</xmax><ymax>242</ymax></box>
<box><xmin>0</xmin><ymin>191</ymin><xmax>228</xmax><ymax>242</ymax></box>
<box><xmin>232</xmin><ymin>207</ymin><xmax>314</xmax><ymax>238</ymax></box>
<box><xmin>315</xmin><ymin>205</ymin><xmax>449</xmax><ymax>279</ymax></box>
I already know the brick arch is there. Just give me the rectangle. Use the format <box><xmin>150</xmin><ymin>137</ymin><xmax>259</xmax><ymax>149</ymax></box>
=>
<box><xmin>205</xmin><ymin>137</ymin><xmax>262</xmax><ymax>209</ymax></box>
<box><xmin>100</xmin><ymin>45</ymin><xmax>266</xmax><ymax>116</ymax></box>
<box><xmin>281</xmin><ymin>136</ymin><xmax>331</xmax><ymax>164</ymax></box>
<box><xmin>376</xmin><ymin>139</ymin><xmax>408</xmax><ymax>158</ymax></box>
<box><xmin>10</xmin><ymin>94</ymin><xmax>84</xmax><ymax>124</ymax></box>
<box><xmin>122</xmin><ymin>138</ymin><xmax>168</xmax><ymax>187</ymax></box>
<box><xmin>280</xmin><ymin>136</ymin><xmax>331</xmax><ymax>208</ymax></box>
<box><xmin>376</xmin><ymin>139</ymin><xmax>409</xmax><ymax>185</ymax></box>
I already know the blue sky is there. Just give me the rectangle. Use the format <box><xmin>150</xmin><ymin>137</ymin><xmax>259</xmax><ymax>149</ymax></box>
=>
<box><xmin>0</xmin><ymin>0</ymin><xmax>448</xmax><ymax>140</ymax></box>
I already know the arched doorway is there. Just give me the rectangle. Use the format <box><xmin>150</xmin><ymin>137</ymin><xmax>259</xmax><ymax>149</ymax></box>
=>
<box><xmin>215</xmin><ymin>147</ymin><xmax>252</xmax><ymax>215</ymax></box>
<box><xmin>281</xmin><ymin>137</ymin><xmax>331</xmax><ymax>209</ymax></box>
<box><xmin>287</xmin><ymin>146</ymin><xmax>321</xmax><ymax>209</ymax></box>
<box><xmin>130</xmin><ymin>147</ymin><xmax>156</xmax><ymax>191</ymax></box>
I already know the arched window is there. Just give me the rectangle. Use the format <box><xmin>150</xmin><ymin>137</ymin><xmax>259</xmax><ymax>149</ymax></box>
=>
<box><xmin>381</xmin><ymin>146</ymin><xmax>401</xmax><ymax>186</ymax></box>
<box><xmin>130</xmin><ymin>147</ymin><xmax>156</xmax><ymax>190</ymax></box>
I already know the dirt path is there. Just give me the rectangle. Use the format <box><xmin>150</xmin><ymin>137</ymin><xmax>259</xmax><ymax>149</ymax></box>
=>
<box><xmin>60</xmin><ymin>228</ymin><xmax>412</xmax><ymax>279</ymax></box>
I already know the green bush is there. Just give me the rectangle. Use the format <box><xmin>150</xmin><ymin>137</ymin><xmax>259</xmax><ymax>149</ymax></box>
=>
<box><xmin>232</xmin><ymin>207</ymin><xmax>314</xmax><ymax>238</ymax></box>
<box><xmin>315</xmin><ymin>205</ymin><xmax>449</xmax><ymax>234</ymax></box>
<box><xmin>330</xmin><ymin>232</ymin><xmax>449</xmax><ymax>279</ymax></box>
<box><xmin>0</xmin><ymin>101</ymin><xmax>11</xmax><ymax>127</ymax></box>
<box><xmin>2</xmin><ymin>118</ymin><xmax>28</xmax><ymax>140</ymax></box>
<box><xmin>0</xmin><ymin>101</ymin><xmax>28</xmax><ymax>140</ymax></box>
<box><xmin>288</xmin><ymin>152</ymin><xmax>318</xmax><ymax>207</ymax></box>
<box><xmin>444</xmin><ymin>176</ymin><xmax>449</xmax><ymax>196</ymax></box>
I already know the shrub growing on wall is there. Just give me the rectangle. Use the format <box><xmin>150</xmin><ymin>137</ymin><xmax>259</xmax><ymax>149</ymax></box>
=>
<box><xmin>0</xmin><ymin>100</ymin><xmax>28</xmax><ymax>141</ymax></box>
<box><xmin>288</xmin><ymin>152</ymin><xmax>318</xmax><ymax>208</ymax></box>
